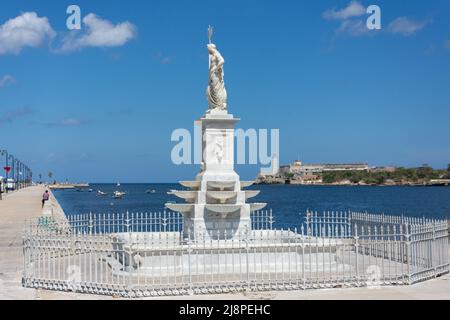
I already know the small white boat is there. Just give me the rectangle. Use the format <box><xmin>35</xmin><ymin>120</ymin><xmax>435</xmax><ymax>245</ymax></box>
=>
<box><xmin>113</xmin><ymin>191</ymin><xmax>125</xmax><ymax>199</ymax></box>
<box><xmin>97</xmin><ymin>190</ymin><xmax>108</xmax><ymax>196</ymax></box>
<box><xmin>88</xmin><ymin>189</ymin><xmax>93</xmax><ymax>192</ymax></box>
<box><xmin>146</xmin><ymin>189</ymin><xmax>156</xmax><ymax>194</ymax></box>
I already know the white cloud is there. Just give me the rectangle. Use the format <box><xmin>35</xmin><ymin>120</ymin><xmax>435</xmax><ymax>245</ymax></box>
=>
<box><xmin>0</xmin><ymin>12</ymin><xmax>136</xmax><ymax>55</ymax></box>
<box><xmin>388</xmin><ymin>17</ymin><xmax>429</xmax><ymax>36</ymax></box>
<box><xmin>32</xmin><ymin>118</ymin><xmax>92</xmax><ymax>128</ymax></box>
<box><xmin>336</xmin><ymin>20</ymin><xmax>370</xmax><ymax>37</ymax></box>
<box><xmin>0</xmin><ymin>12</ymin><xmax>55</xmax><ymax>55</ymax></box>
<box><xmin>0</xmin><ymin>106</ymin><xmax>33</xmax><ymax>125</ymax></box>
<box><xmin>323</xmin><ymin>1</ymin><xmax>366</xmax><ymax>20</ymax></box>
<box><xmin>46</xmin><ymin>152</ymin><xmax>90</xmax><ymax>163</ymax></box>
<box><xmin>323</xmin><ymin>1</ymin><xmax>372</xmax><ymax>37</ymax></box>
<box><xmin>160</xmin><ymin>56</ymin><xmax>171</xmax><ymax>64</ymax></box>
<box><xmin>444</xmin><ymin>40</ymin><xmax>450</xmax><ymax>51</ymax></box>
<box><xmin>0</xmin><ymin>74</ymin><xmax>16</xmax><ymax>88</ymax></box>
<box><xmin>37</xmin><ymin>118</ymin><xmax>90</xmax><ymax>127</ymax></box>
<box><xmin>154</xmin><ymin>52</ymin><xmax>174</xmax><ymax>65</ymax></box>
<box><xmin>59</xmin><ymin>13</ymin><xmax>136</xmax><ymax>52</ymax></box>
<box><xmin>59</xmin><ymin>118</ymin><xmax>83</xmax><ymax>126</ymax></box>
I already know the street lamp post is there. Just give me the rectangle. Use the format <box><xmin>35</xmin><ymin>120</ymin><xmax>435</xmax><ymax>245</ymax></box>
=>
<box><xmin>0</xmin><ymin>150</ymin><xmax>4</xmax><ymax>199</ymax></box>
<box><xmin>8</xmin><ymin>154</ymin><xmax>15</xmax><ymax>191</ymax></box>
<box><xmin>19</xmin><ymin>160</ymin><xmax>23</xmax><ymax>189</ymax></box>
<box><xmin>1</xmin><ymin>150</ymin><xmax>9</xmax><ymax>194</ymax></box>
<box><xmin>26</xmin><ymin>166</ymin><xmax>30</xmax><ymax>187</ymax></box>
<box><xmin>23</xmin><ymin>164</ymin><xmax>27</xmax><ymax>188</ymax></box>
<box><xmin>17</xmin><ymin>160</ymin><xmax>20</xmax><ymax>189</ymax></box>
<box><xmin>22</xmin><ymin>163</ymin><xmax>27</xmax><ymax>188</ymax></box>
<box><xmin>25</xmin><ymin>166</ymin><xmax>29</xmax><ymax>187</ymax></box>
<box><xmin>0</xmin><ymin>150</ymin><xmax>32</xmax><ymax>192</ymax></box>
<box><xmin>18</xmin><ymin>160</ymin><xmax>22</xmax><ymax>189</ymax></box>
<box><xmin>15</xmin><ymin>158</ymin><xmax>19</xmax><ymax>190</ymax></box>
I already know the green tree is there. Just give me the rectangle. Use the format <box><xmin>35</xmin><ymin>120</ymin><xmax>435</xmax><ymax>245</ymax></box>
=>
<box><xmin>363</xmin><ymin>177</ymin><xmax>377</xmax><ymax>185</ymax></box>
<box><xmin>322</xmin><ymin>173</ymin><xmax>334</xmax><ymax>184</ymax></box>
<box><xmin>375</xmin><ymin>175</ymin><xmax>386</xmax><ymax>184</ymax></box>
<box><xmin>286</xmin><ymin>173</ymin><xmax>295</xmax><ymax>179</ymax></box>
<box><xmin>350</xmin><ymin>175</ymin><xmax>361</xmax><ymax>184</ymax></box>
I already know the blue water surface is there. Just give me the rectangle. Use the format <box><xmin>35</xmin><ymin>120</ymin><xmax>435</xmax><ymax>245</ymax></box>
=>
<box><xmin>53</xmin><ymin>184</ymin><xmax>450</xmax><ymax>229</ymax></box>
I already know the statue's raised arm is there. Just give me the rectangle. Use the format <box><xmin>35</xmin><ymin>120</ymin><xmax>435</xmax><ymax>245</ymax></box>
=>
<box><xmin>206</xmin><ymin>43</ymin><xmax>227</xmax><ymax>111</ymax></box>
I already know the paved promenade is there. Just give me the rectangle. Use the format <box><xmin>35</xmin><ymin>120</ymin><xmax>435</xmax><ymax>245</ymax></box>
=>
<box><xmin>0</xmin><ymin>186</ymin><xmax>45</xmax><ymax>299</ymax></box>
<box><xmin>0</xmin><ymin>186</ymin><xmax>449</xmax><ymax>300</ymax></box>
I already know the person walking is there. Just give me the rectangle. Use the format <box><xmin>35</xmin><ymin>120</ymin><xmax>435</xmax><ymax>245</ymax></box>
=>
<box><xmin>42</xmin><ymin>190</ymin><xmax>50</xmax><ymax>208</ymax></box>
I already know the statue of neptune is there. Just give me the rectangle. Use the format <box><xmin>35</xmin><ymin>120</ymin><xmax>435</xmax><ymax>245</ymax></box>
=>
<box><xmin>206</xmin><ymin>26</ymin><xmax>227</xmax><ymax>111</ymax></box>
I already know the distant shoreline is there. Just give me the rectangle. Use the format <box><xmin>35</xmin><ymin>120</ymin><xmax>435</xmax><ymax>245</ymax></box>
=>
<box><xmin>255</xmin><ymin>182</ymin><xmax>450</xmax><ymax>187</ymax></box>
<box><xmin>47</xmin><ymin>182</ymin><xmax>450</xmax><ymax>187</ymax></box>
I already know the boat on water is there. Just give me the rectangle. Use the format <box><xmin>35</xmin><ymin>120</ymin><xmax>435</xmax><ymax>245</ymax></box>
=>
<box><xmin>97</xmin><ymin>190</ymin><xmax>108</xmax><ymax>196</ymax></box>
<box><xmin>113</xmin><ymin>191</ymin><xmax>125</xmax><ymax>199</ymax></box>
<box><xmin>88</xmin><ymin>189</ymin><xmax>93</xmax><ymax>192</ymax></box>
<box><xmin>145</xmin><ymin>189</ymin><xmax>156</xmax><ymax>194</ymax></box>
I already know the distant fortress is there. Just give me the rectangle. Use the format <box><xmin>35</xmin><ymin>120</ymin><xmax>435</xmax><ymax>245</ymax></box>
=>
<box><xmin>280</xmin><ymin>160</ymin><xmax>370</xmax><ymax>174</ymax></box>
<box><xmin>257</xmin><ymin>157</ymin><xmax>398</xmax><ymax>185</ymax></box>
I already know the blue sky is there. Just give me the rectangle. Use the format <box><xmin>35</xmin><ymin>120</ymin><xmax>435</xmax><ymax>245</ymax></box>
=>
<box><xmin>1</xmin><ymin>0</ymin><xmax>450</xmax><ymax>182</ymax></box>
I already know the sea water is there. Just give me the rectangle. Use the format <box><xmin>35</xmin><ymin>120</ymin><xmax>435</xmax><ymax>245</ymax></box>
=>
<box><xmin>53</xmin><ymin>184</ymin><xmax>450</xmax><ymax>229</ymax></box>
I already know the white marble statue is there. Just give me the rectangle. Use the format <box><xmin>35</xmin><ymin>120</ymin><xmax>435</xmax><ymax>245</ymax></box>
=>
<box><xmin>206</xmin><ymin>26</ymin><xmax>227</xmax><ymax>111</ymax></box>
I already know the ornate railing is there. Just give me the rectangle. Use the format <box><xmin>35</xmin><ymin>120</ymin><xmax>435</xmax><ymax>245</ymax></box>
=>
<box><xmin>22</xmin><ymin>211</ymin><xmax>448</xmax><ymax>297</ymax></box>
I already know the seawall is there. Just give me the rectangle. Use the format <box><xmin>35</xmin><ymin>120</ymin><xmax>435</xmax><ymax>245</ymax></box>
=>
<box><xmin>42</xmin><ymin>188</ymin><xmax>68</xmax><ymax>223</ymax></box>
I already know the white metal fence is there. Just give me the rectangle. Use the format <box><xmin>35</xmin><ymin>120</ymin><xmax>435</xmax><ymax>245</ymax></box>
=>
<box><xmin>22</xmin><ymin>210</ymin><xmax>449</xmax><ymax>297</ymax></box>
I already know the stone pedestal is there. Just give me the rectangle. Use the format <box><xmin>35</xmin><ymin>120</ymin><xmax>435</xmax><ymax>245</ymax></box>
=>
<box><xmin>166</xmin><ymin>109</ymin><xmax>265</xmax><ymax>240</ymax></box>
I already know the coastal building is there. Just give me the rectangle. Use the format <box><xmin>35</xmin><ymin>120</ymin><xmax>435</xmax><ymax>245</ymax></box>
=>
<box><xmin>322</xmin><ymin>163</ymin><xmax>369</xmax><ymax>172</ymax></box>
<box><xmin>280</xmin><ymin>160</ymin><xmax>369</xmax><ymax>175</ymax></box>
<box><xmin>267</xmin><ymin>160</ymin><xmax>369</xmax><ymax>184</ymax></box>
<box><xmin>369</xmin><ymin>166</ymin><xmax>397</xmax><ymax>173</ymax></box>
<box><xmin>259</xmin><ymin>153</ymin><xmax>280</xmax><ymax>176</ymax></box>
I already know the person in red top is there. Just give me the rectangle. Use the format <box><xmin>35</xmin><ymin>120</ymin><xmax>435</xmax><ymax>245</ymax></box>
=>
<box><xmin>42</xmin><ymin>190</ymin><xmax>49</xmax><ymax>208</ymax></box>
